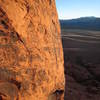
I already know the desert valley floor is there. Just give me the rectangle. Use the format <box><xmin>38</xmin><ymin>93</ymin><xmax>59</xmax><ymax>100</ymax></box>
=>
<box><xmin>62</xmin><ymin>29</ymin><xmax>100</xmax><ymax>100</ymax></box>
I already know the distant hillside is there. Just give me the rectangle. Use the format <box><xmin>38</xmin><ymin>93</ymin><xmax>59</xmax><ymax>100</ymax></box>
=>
<box><xmin>60</xmin><ymin>17</ymin><xmax>100</xmax><ymax>31</ymax></box>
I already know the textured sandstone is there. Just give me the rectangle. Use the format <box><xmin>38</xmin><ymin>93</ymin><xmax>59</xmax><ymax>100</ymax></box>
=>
<box><xmin>0</xmin><ymin>0</ymin><xmax>65</xmax><ymax>100</ymax></box>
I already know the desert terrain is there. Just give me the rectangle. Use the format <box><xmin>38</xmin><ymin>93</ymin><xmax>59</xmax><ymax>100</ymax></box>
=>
<box><xmin>62</xmin><ymin>29</ymin><xmax>100</xmax><ymax>100</ymax></box>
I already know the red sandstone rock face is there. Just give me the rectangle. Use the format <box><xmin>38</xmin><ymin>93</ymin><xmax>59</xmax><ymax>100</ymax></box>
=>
<box><xmin>0</xmin><ymin>0</ymin><xmax>65</xmax><ymax>100</ymax></box>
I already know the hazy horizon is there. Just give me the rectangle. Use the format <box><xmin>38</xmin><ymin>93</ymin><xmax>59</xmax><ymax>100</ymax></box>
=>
<box><xmin>56</xmin><ymin>0</ymin><xmax>100</xmax><ymax>20</ymax></box>
<box><xmin>59</xmin><ymin>16</ymin><xmax>100</xmax><ymax>20</ymax></box>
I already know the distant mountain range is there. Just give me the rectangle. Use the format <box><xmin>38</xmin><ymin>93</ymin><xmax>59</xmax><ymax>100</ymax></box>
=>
<box><xmin>60</xmin><ymin>17</ymin><xmax>100</xmax><ymax>31</ymax></box>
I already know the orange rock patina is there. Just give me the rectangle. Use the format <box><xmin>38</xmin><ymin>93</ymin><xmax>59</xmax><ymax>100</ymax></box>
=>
<box><xmin>0</xmin><ymin>0</ymin><xmax>65</xmax><ymax>100</ymax></box>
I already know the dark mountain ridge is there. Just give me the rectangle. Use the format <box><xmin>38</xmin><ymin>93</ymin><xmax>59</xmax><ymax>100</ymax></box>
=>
<box><xmin>60</xmin><ymin>17</ymin><xmax>100</xmax><ymax>31</ymax></box>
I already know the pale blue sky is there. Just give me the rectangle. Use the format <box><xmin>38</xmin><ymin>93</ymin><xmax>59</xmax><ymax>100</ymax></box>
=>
<box><xmin>56</xmin><ymin>0</ymin><xmax>100</xmax><ymax>19</ymax></box>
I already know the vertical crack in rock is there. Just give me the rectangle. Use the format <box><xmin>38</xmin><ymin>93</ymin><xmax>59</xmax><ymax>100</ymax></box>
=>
<box><xmin>49</xmin><ymin>0</ymin><xmax>52</xmax><ymax>5</ymax></box>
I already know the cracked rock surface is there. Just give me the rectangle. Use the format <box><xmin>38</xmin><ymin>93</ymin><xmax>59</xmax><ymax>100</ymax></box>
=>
<box><xmin>0</xmin><ymin>0</ymin><xmax>65</xmax><ymax>100</ymax></box>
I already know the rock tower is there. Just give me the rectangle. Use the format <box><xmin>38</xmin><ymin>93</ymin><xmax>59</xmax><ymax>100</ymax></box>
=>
<box><xmin>0</xmin><ymin>0</ymin><xmax>65</xmax><ymax>100</ymax></box>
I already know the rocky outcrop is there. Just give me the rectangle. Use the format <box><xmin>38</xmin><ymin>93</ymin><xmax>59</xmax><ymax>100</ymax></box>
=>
<box><xmin>0</xmin><ymin>0</ymin><xmax>65</xmax><ymax>100</ymax></box>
